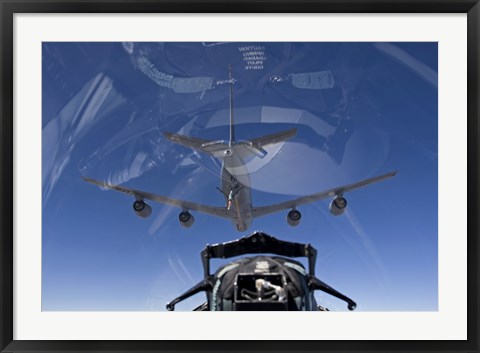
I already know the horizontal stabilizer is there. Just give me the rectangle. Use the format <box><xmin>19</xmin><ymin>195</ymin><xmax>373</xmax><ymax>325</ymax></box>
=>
<box><xmin>163</xmin><ymin>132</ymin><xmax>229</xmax><ymax>154</ymax></box>
<box><xmin>247</xmin><ymin>128</ymin><xmax>297</xmax><ymax>150</ymax></box>
<box><xmin>164</xmin><ymin>128</ymin><xmax>297</xmax><ymax>160</ymax></box>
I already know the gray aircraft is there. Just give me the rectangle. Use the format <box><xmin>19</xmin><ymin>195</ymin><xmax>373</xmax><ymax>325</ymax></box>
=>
<box><xmin>83</xmin><ymin>71</ymin><xmax>397</xmax><ymax>232</ymax></box>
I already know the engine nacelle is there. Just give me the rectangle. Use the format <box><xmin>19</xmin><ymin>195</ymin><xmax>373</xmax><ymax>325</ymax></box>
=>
<box><xmin>329</xmin><ymin>197</ymin><xmax>347</xmax><ymax>216</ymax></box>
<box><xmin>133</xmin><ymin>200</ymin><xmax>152</xmax><ymax>218</ymax></box>
<box><xmin>287</xmin><ymin>209</ymin><xmax>301</xmax><ymax>227</ymax></box>
<box><xmin>179</xmin><ymin>211</ymin><xmax>195</xmax><ymax>228</ymax></box>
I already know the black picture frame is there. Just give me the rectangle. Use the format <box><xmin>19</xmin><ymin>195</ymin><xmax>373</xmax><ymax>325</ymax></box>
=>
<box><xmin>1</xmin><ymin>1</ymin><xmax>478</xmax><ymax>352</ymax></box>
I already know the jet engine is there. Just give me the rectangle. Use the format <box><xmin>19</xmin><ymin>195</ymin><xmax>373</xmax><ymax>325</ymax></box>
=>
<box><xmin>179</xmin><ymin>211</ymin><xmax>195</xmax><ymax>228</ymax></box>
<box><xmin>287</xmin><ymin>209</ymin><xmax>301</xmax><ymax>227</ymax></box>
<box><xmin>329</xmin><ymin>197</ymin><xmax>347</xmax><ymax>216</ymax></box>
<box><xmin>133</xmin><ymin>200</ymin><xmax>152</xmax><ymax>218</ymax></box>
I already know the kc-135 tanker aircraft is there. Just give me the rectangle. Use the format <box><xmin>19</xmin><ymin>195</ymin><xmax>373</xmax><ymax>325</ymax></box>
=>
<box><xmin>83</xmin><ymin>69</ymin><xmax>397</xmax><ymax>232</ymax></box>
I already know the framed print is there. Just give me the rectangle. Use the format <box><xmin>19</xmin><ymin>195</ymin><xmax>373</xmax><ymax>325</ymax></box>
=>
<box><xmin>1</xmin><ymin>1</ymin><xmax>479</xmax><ymax>353</ymax></box>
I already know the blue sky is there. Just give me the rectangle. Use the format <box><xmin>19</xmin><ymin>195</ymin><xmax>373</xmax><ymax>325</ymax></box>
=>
<box><xmin>42</xmin><ymin>42</ymin><xmax>438</xmax><ymax>311</ymax></box>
